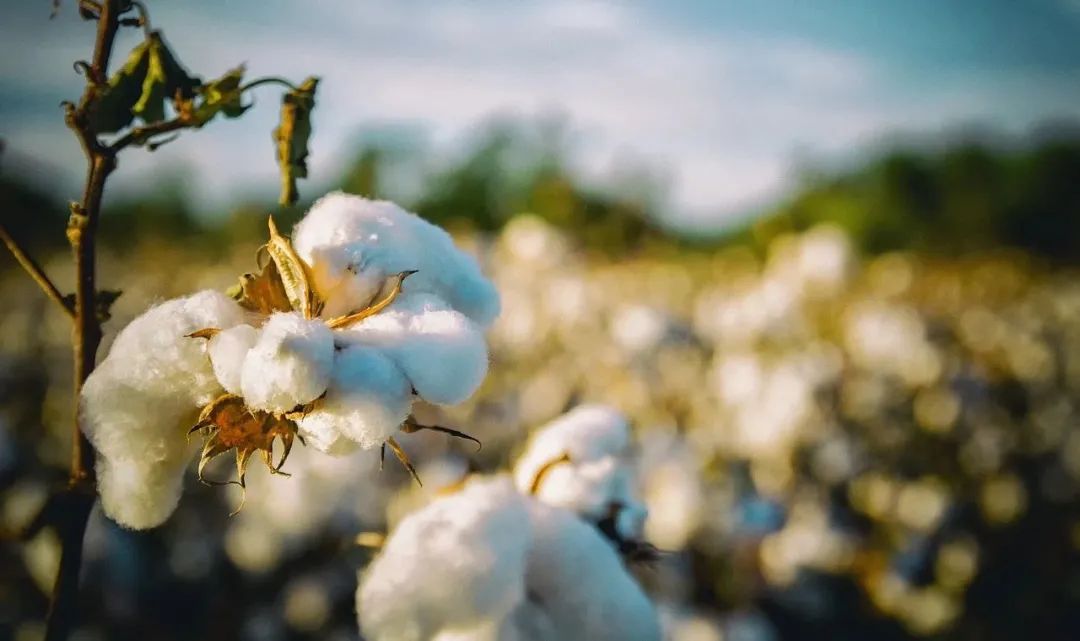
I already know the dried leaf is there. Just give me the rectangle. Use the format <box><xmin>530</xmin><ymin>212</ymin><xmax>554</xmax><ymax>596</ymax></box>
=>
<box><xmin>266</xmin><ymin>216</ymin><xmax>322</xmax><ymax>318</ymax></box>
<box><xmin>274</xmin><ymin>77</ymin><xmax>318</xmax><ymax>205</ymax></box>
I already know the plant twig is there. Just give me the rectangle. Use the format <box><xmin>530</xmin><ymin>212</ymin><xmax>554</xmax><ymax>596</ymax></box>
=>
<box><xmin>45</xmin><ymin>2</ymin><xmax>125</xmax><ymax>640</ymax></box>
<box><xmin>108</xmin><ymin>116</ymin><xmax>187</xmax><ymax>153</ymax></box>
<box><xmin>0</xmin><ymin>223</ymin><xmax>74</xmax><ymax>317</ymax></box>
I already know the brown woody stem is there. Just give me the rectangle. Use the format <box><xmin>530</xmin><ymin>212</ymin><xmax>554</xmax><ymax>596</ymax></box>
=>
<box><xmin>45</xmin><ymin>2</ymin><xmax>125</xmax><ymax>641</ymax></box>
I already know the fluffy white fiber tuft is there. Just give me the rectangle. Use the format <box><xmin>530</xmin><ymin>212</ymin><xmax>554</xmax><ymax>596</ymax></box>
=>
<box><xmin>515</xmin><ymin>500</ymin><xmax>661</xmax><ymax>641</ymax></box>
<box><xmin>357</xmin><ymin>475</ymin><xmax>660</xmax><ymax>641</ymax></box>
<box><xmin>358</xmin><ymin>476</ymin><xmax>532</xmax><ymax>641</ymax></box>
<box><xmin>80</xmin><ymin>290</ymin><xmax>245</xmax><ymax>529</ymax></box>
<box><xmin>207</xmin><ymin>323</ymin><xmax>258</xmax><ymax>395</ymax></box>
<box><xmin>339</xmin><ymin>292</ymin><xmax>489</xmax><ymax>405</ymax></box>
<box><xmin>298</xmin><ymin>345</ymin><xmax>413</xmax><ymax>451</ymax></box>
<box><xmin>240</xmin><ymin>312</ymin><xmax>335</xmax><ymax>413</ymax></box>
<box><xmin>513</xmin><ymin>405</ymin><xmax>646</xmax><ymax>535</ymax></box>
<box><xmin>292</xmin><ymin>192</ymin><xmax>500</xmax><ymax>328</ymax></box>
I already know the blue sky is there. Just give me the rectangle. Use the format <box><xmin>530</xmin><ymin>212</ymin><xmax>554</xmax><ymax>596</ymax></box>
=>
<box><xmin>2</xmin><ymin>0</ymin><xmax>1079</xmax><ymax>229</ymax></box>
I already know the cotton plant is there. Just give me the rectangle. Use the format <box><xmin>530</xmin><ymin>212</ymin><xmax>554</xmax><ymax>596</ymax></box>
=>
<box><xmin>81</xmin><ymin>192</ymin><xmax>499</xmax><ymax>529</ymax></box>
<box><xmin>512</xmin><ymin>404</ymin><xmax>655</xmax><ymax>561</ymax></box>
<box><xmin>357</xmin><ymin>476</ymin><xmax>661</xmax><ymax>641</ymax></box>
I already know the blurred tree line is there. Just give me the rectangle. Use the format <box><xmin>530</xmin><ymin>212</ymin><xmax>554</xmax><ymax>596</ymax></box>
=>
<box><xmin>3</xmin><ymin>121</ymin><xmax>1080</xmax><ymax>260</ymax></box>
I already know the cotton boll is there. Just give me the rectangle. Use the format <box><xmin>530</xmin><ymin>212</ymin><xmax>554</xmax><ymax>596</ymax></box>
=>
<box><xmin>341</xmin><ymin>293</ymin><xmax>489</xmax><ymax>405</ymax></box>
<box><xmin>516</xmin><ymin>501</ymin><xmax>661</xmax><ymax>641</ymax></box>
<box><xmin>81</xmin><ymin>290</ymin><xmax>245</xmax><ymax>528</ymax></box>
<box><xmin>292</xmin><ymin>193</ymin><xmax>500</xmax><ymax>327</ymax></box>
<box><xmin>358</xmin><ymin>476</ymin><xmax>532</xmax><ymax>641</ymax></box>
<box><xmin>512</xmin><ymin>405</ymin><xmax>632</xmax><ymax>504</ymax></box>
<box><xmin>207</xmin><ymin>324</ymin><xmax>258</xmax><ymax>395</ymax></box>
<box><xmin>298</xmin><ymin>345</ymin><xmax>412</xmax><ymax>450</ymax></box>
<box><xmin>241</xmin><ymin>312</ymin><xmax>334</xmax><ymax>413</ymax></box>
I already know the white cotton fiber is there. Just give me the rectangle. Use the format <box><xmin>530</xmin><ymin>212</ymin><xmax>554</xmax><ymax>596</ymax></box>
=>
<box><xmin>292</xmin><ymin>192</ymin><xmax>500</xmax><ymax>327</ymax></box>
<box><xmin>357</xmin><ymin>476</ymin><xmax>532</xmax><ymax>641</ymax></box>
<box><xmin>513</xmin><ymin>405</ymin><xmax>643</xmax><ymax>522</ymax></box>
<box><xmin>80</xmin><ymin>290</ymin><xmax>246</xmax><ymax>529</ymax></box>
<box><xmin>516</xmin><ymin>501</ymin><xmax>661</xmax><ymax>641</ymax></box>
<box><xmin>340</xmin><ymin>292</ymin><xmax>489</xmax><ymax>405</ymax></box>
<box><xmin>298</xmin><ymin>345</ymin><xmax>412</xmax><ymax>450</ymax></box>
<box><xmin>207</xmin><ymin>324</ymin><xmax>258</xmax><ymax>395</ymax></box>
<box><xmin>240</xmin><ymin>312</ymin><xmax>334</xmax><ymax>413</ymax></box>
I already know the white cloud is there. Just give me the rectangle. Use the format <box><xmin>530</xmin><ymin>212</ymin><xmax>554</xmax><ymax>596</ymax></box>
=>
<box><xmin>3</xmin><ymin>0</ymin><xmax>1079</xmax><ymax>228</ymax></box>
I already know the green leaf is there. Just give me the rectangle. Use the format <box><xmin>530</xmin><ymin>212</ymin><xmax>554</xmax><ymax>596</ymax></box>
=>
<box><xmin>274</xmin><ymin>77</ymin><xmax>318</xmax><ymax>206</ymax></box>
<box><xmin>87</xmin><ymin>40</ymin><xmax>151</xmax><ymax>133</ymax></box>
<box><xmin>188</xmin><ymin>65</ymin><xmax>250</xmax><ymax>126</ymax></box>
<box><xmin>132</xmin><ymin>32</ymin><xmax>199</xmax><ymax>124</ymax></box>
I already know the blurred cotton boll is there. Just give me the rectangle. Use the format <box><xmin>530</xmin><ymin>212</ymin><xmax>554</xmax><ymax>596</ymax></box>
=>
<box><xmin>358</xmin><ymin>476</ymin><xmax>533</xmax><ymax>641</ymax></box>
<box><xmin>513</xmin><ymin>405</ymin><xmax>647</xmax><ymax>526</ymax></box>
<box><xmin>358</xmin><ymin>475</ymin><xmax>661</xmax><ymax>641</ymax></box>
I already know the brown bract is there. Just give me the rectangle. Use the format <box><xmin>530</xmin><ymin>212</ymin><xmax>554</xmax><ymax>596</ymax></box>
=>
<box><xmin>189</xmin><ymin>394</ymin><xmax>302</xmax><ymax>513</ymax></box>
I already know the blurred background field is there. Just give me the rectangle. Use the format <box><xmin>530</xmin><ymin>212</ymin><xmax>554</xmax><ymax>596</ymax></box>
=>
<box><xmin>4</xmin><ymin>1</ymin><xmax>1080</xmax><ymax>640</ymax></box>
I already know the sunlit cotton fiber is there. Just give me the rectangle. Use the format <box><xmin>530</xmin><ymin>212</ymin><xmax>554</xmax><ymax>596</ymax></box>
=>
<box><xmin>298</xmin><ymin>345</ymin><xmax>413</xmax><ymax>451</ymax></box>
<box><xmin>292</xmin><ymin>192</ymin><xmax>500</xmax><ymax>327</ymax></box>
<box><xmin>338</xmin><ymin>292</ymin><xmax>489</xmax><ymax>405</ymax></box>
<box><xmin>80</xmin><ymin>290</ymin><xmax>246</xmax><ymax>529</ymax></box>
<box><xmin>240</xmin><ymin>312</ymin><xmax>335</xmax><ymax>413</ymax></box>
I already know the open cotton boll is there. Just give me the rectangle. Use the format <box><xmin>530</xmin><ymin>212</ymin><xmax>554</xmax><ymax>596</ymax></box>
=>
<box><xmin>512</xmin><ymin>405</ymin><xmax>632</xmax><ymax>504</ymax></box>
<box><xmin>80</xmin><ymin>290</ymin><xmax>245</xmax><ymax>528</ymax></box>
<box><xmin>358</xmin><ymin>476</ymin><xmax>532</xmax><ymax>641</ymax></box>
<box><xmin>298</xmin><ymin>345</ymin><xmax>412</xmax><ymax>450</ymax></box>
<box><xmin>340</xmin><ymin>292</ymin><xmax>489</xmax><ymax>405</ymax></box>
<box><xmin>516</xmin><ymin>501</ymin><xmax>661</xmax><ymax>641</ymax></box>
<box><xmin>207</xmin><ymin>324</ymin><xmax>259</xmax><ymax>395</ymax></box>
<box><xmin>240</xmin><ymin>312</ymin><xmax>334</xmax><ymax>413</ymax></box>
<box><xmin>292</xmin><ymin>192</ymin><xmax>500</xmax><ymax>327</ymax></box>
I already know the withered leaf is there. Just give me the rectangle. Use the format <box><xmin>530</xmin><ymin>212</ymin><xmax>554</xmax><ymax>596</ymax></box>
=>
<box><xmin>87</xmin><ymin>39</ymin><xmax>151</xmax><ymax>133</ymax></box>
<box><xmin>186</xmin><ymin>65</ymin><xmax>249</xmax><ymax>127</ymax></box>
<box><xmin>132</xmin><ymin>32</ymin><xmax>199</xmax><ymax>124</ymax></box>
<box><xmin>274</xmin><ymin>77</ymin><xmax>318</xmax><ymax>205</ymax></box>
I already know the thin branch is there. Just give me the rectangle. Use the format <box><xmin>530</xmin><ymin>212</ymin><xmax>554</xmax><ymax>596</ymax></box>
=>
<box><xmin>0</xmin><ymin>223</ymin><xmax>74</xmax><ymax>318</ymax></box>
<box><xmin>127</xmin><ymin>1</ymin><xmax>152</xmax><ymax>37</ymax></box>
<box><xmin>108</xmin><ymin>117</ymin><xmax>187</xmax><ymax>153</ymax></box>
